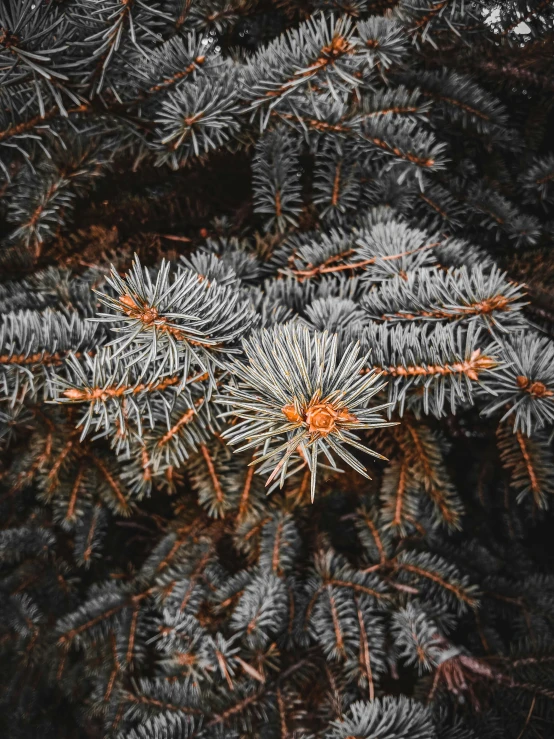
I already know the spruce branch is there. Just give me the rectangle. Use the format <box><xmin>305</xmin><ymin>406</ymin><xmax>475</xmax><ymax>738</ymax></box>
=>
<box><xmin>497</xmin><ymin>422</ymin><xmax>554</xmax><ymax>510</ymax></box>
<box><xmin>92</xmin><ymin>255</ymin><xmax>256</xmax><ymax>379</ymax></box>
<box><xmin>360</xmin><ymin>266</ymin><xmax>527</xmax><ymax>331</ymax></box>
<box><xmin>243</xmin><ymin>13</ymin><xmax>366</xmax><ymax>122</ymax></box>
<box><xmin>482</xmin><ymin>332</ymin><xmax>554</xmax><ymax>435</ymax></box>
<box><xmin>217</xmin><ymin>325</ymin><xmax>396</xmax><ymax>502</ymax></box>
<box><xmin>252</xmin><ymin>126</ymin><xmax>303</xmax><ymax>232</ymax></box>
<box><xmin>353</xmin><ymin>322</ymin><xmax>500</xmax><ymax>418</ymax></box>
<box><xmin>327</xmin><ymin>696</ymin><xmax>435</xmax><ymax>739</ymax></box>
<box><xmin>154</xmin><ymin>69</ymin><xmax>242</xmax><ymax>167</ymax></box>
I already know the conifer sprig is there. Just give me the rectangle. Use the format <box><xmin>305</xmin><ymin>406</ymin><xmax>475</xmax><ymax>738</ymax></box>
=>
<box><xmin>217</xmin><ymin>325</ymin><xmax>396</xmax><ymax>501</ymax></box>
<box><xmin>482</xmin><ymin>332</ymin><xmax>554</xmax><ymax>434</ymax></box>
<box><xmin>93</xmin><ymin>256</ymin><xmax>256</xmax><ymax>380</ymax></box>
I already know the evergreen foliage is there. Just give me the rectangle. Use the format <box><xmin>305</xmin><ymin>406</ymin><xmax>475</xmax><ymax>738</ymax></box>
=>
<box><xmin>1</xmin><ymin>1</ymin><xmax>554</xmax><ymax>738</ymax></box>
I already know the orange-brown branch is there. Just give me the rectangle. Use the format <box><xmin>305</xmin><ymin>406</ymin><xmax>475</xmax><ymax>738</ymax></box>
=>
<box><xmin>66</xmin><ymin>464</ymin><xmax>84</xmax><ymax>522</ymax></box>
<box><xmin>404</xmin><ymin>423</ymin><xmax>460</xmax><ymax>527</ymax></box>
<box><xmin>356</xmin><ymin>598</ymin><xmax>374</xmax><ymax>701</ymax></box>
<box><xmin>377</xmin><ymin>349</ymin><xmax>497</xmax><ymax>381</ymax></box>
<box><xmin>124</xmin><ymin>692</ymin><xmax>201</xmax><ymax>713</ymax></box>
<box><xmin>331</xmin><ymin>160</ymin><xmax>342</xmax><ymax>207</ymax></box>
<box><xmin>1</xmin><ymin>350</ymin><xmax>89</xmax><ymax>367</ymax></box>
<box><xmin>237</xmin><ymin>465</ymin><xmax>255</xmax><ymax>522</ymax></box>
<box><xmin>58</xmin><ymin>590</ymin><xmax>151</xmax><ymax>645</ymax></box>
<box><xmin>380</xmin><ymin>293</ymin><xmax>515</xmax><ymax>322</ymax></box>
<box><xmin>360</xmin><ymin>132</ymin><xmax>436</xmax><ymax>167</ymax></box>
<box><xmin>361</xmin><ymin>105</ymin><xmax>420</xmax><ymax>119</ymax></box>
<box><xmin>90</xmin><ymin>455</ymin><xmax>130</xmax><ymax>513</ymax></box>
<box><xmin>200</xmin><ymin>444</ymin><xmax>225</xmax><ymax>510</ymax></box>
<box><xmin>158</xmin><ymin>403</ymin><xmax>202</xmax><ymax>448</ymax></box>
<box><xmin>261</xmin><ymin>35</ymin><xmax>354</xmax><ymax>102</ymax></box>
<box><xmin>272</xmin><ymin>519</ymin><xmax>284</xmax><ymax>575</ymax></box>
<box><xmin>421</xmin><ymin>90</ymin><xmax>491</xmax><ymax>121</ymax></box>
<box><xmin>148</xmin><ymin>57</ymin><xmax>205</xmax><ymax>94</ymax></box>
<box><xmin>125</xmin><ymin>607</ymin><xmax>139</xmax><ymax>665</ymax></box>
<box><xmin>0</xmin><ymin>104</ymin><xmax>90</xmax><ymax>143</ymax></box>
<box><xmin>288</xmin><ymin>240</ymin><xmax>440</xmax><ymax>279</ymax></box>
<box><xmin>392</xmin><ymin>460</ymin><xmax>408</xmax><ymax>529</ymax></box>
<box><xmin>327</xmin><ymin>585</ymin><xmax>345</xmax><ymax>657</ymax></box>
<box><xmin>359</xmin><ymin>509</ymin><xmax>387</xmax><ymax>564</ymax></box>
<box><xmin>516</xmin><ymin>431</ymin><xmax>541</xmax><ymax>507</ymax></box>
<box><xmin>63</xmin><ymin>371</ymin><xmax>209</xmax><ymax>403</ymax></box>
<box><xmin>419</xmin><ymin>192</ymin><xmax>450</xmax><ymax>220</ymax></box>
<box><xmin>397</xmin><ymin>562</ymin><xmax>477</xmax><ymax>607</ymax></box>
<box><xmin>83</xmin><ymin>504</ymin><xmax>102</xmax><ymax>564</ymax></box>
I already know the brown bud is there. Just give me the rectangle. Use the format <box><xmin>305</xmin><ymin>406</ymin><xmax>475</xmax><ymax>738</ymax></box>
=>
<box><xmin>528</xmin><ymin>381</ymin><xmax>551</xmax><ymax>397</ymax></box>
<box><xmin>119</xmin><ymin>294</ymin><xmax>138</xmax><ymax>310</ymax></box>
<box><xmin>305</xmin><ymin>403</ymin><xmax>338</xmax><ymax>436</ymax></box>
<box><xmin>282</xmin><ymin>404</ymin><xmax>303</xmax><ymax>424</ymax></box>
<box><xmin>336</xmin><ymin>408</ymin><xmax>358</xmax><ymax>424</ymax></box>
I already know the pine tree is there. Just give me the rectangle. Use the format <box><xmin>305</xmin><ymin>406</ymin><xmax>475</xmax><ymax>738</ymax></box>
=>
<box><xmin>1</xmin><ymin>1</ymin><xmax>554</xmax><ymax>738</ymax></box>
